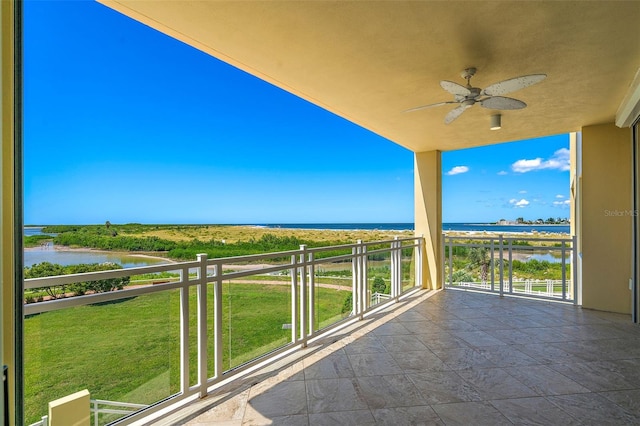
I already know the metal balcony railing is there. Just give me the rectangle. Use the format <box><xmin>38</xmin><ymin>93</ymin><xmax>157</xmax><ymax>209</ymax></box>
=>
<box><xmin>24</xmin><ymin>236</ymin><xmax>422</xmax><ymax>425</ymax></box>
<box><xmin>443</xmin><ymin>233</ymin><xmax>577</xmax><ymax>303</ymax></box>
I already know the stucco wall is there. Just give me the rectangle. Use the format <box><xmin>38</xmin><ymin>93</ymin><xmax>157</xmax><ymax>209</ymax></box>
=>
<box><xmin>581</xmin><ymin>123</ymin><xmax>632</xmax><ymax>313</ymax></box>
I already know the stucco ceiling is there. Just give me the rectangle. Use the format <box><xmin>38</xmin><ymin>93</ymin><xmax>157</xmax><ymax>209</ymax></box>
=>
<box><xmin>100</xmin><ymin>0</ymin><xmax>640</xmax><ymax>153</ymax></box>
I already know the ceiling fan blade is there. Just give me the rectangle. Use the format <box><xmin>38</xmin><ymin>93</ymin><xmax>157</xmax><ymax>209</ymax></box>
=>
<box><xmin>440</xmin><ymin>80</ymin><xmax>471</xmax><ymax>96</ymax></box>
<box><xmin>444</xmin><ymin>105</ymin><xmax>469</xmax><ymax>124</ymax></box>
<box><xmin>482</xmin><ymin>74</ymin><xmax>547</xmax><ymax>96</ymax></box>
<box><xmin>481</xmin><ymin>96</ymin><xmax>527</xmax><ymax>110</ymax></box>
<box><xmin>404</xmin><ymin>101</ymin><xmax>458</xmax><ymax>113</ymax></box>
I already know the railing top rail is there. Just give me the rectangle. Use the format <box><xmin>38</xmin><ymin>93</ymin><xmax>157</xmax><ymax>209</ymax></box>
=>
<box><xmin>24</xmin><ymin>279</ymin><xmax>194</xmax><ymax>315</ymax></box>
<box><xmin>24</xmin><ymin>261</ymin><xmax>198</xmax><ymax>289</ymax></box>
<box><xmin>442</xmin><ymin>234</ymin><xmax>573</xmax><ymax>244</ymax></box>
<box><xmin>361</xmin><ymin>237</ymin><xmax>420</xmax><ymax>247</ymax></box>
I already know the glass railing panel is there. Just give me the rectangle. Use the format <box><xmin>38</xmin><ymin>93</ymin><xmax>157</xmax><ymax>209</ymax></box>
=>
<box><xmin>509</xmin><ymin>241</ymin><xmax>564</xmax><ymax>298</ymax></box>
<box><xmin>207</xmin><ymin>281</ymin><xmax>217</xmax><ymax>380</ymax></box>
<box><xmin>313</xmin><ymin>258</ymin><xmax>353</xmax><ymax>330</ymax></box>
<box><xmin>24</xmin><ymin>290</ymin><xmax>180</xmax><ymax>425</ymax></box>
<box><xmin>367</xmin><ymin>251</ymin><xmax>391</xmax><ymax>308</ymax></box>
<box><xmin>443</xmin><ymin>235</ymin><xmax>574</xmax><ymax>302</ymax></box>
<box><xmin>401</xmin><ymin>243</ymin><xmax>417</xmax><ymax>292</ymax></box>
<box><xmin>188</xmin><ymin>285</ymin><xmax>199</xmax><ymax>386</ymax></box>
<box><xmin>222</xmin><ymin>274</ymin><xmax>292</xmax><ymax>371</ymax></box>
<box><xmin>446</xmin><ymin>239</ymin><xmax>493</xmax><ymax>291</ymax></box>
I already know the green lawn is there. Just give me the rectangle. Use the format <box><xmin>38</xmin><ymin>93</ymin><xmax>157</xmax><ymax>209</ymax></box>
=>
<box><xmin>24</xmin><ymin>283</ymin><xmax>349</xmax><ymax>424</ymax></box>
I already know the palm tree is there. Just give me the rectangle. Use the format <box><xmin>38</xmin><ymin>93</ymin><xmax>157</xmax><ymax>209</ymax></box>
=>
<box><xmin>468</xmin><ymin>247</ymin><xmax>491</xmax><ymax>283</ymax></box>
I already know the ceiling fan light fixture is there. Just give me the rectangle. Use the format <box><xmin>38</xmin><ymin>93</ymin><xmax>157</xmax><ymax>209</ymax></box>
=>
<box><xmin>490</xmin><ymin>114</ymin><xmax>502</xmax><ymax>130</ymax></box>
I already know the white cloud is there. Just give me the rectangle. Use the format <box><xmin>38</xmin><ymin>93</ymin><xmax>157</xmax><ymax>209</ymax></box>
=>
<box><xmin>556</xmin><ymin>194</ymin><xmax>565</xmax><ymax>199</ymax></box>
<box><xmin>497</xmin><ymin>171</ymin><xmax>508</xmax><ymax>175</ymax></box>
<box><xmin>553</xmin><ymin>199</ymin><xmax>571</xmax><ymax>208</ymax></box>
<box><xmin>446</xmin><ymin>166</ymin><xmax>469</xmax><ymax>176</ymax></box>
<box><xmin>509</xmin><ymin>198</ymin><xmax>530</xmax><ymax>208</ymax></box>
<box><xmin>511</xmin><ymin>148</ymin><xmax>570</xmax><ymax>173</ymax></box>
<box><xmin>518</xmin><ymin>190</ymin><xmax>527</xmax><ymax>194</ymax></box>
<box><xmin>511</xmin><ymin>158</ymin><xmax>542</xmax><ymax>173</ymax></box>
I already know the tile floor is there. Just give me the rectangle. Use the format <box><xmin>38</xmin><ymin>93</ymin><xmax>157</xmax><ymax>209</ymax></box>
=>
<box><xmin>160</xmin><ymin>289</ymin><xmax>640</xmax><ymax>425</ymax></box>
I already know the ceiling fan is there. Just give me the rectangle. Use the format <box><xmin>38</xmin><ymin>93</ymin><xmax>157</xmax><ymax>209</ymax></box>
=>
<box><xmin>405</xmin><ymin>67</ymin><xmax>546</xmax><ymax>124</ymax></box>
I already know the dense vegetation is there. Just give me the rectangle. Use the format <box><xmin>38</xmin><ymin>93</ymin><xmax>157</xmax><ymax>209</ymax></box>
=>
<box><xmin>446</xmin><ymin>245</ymin><xmax>566</xmax><ymax>283</ymax></box>
<box><xmin>45</xmin><ymin>225</ymin><xmax>304</xmax><ymax>256</ymax></box>
<box><xmin>24</xmin><ymin>234</ymin><xmax>54</xmax><ymax>248</ymax></box>
<box><xmin>40</xmin><ymin>224</ymin><xmax>405</xmax><ymax>261</ymax></box>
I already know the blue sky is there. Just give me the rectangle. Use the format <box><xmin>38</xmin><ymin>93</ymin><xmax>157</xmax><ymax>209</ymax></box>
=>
<box><xmin>24</xmin><ymin>1</ymin><xmax>569</xmax><ymax>225</ymax></box>
<box><xmin>442</xmin><ymin>135</ymin><xmax>570</xmax><ymax>223</ymax></box>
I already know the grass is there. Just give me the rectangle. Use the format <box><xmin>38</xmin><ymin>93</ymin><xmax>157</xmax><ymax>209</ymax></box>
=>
<box><xmin>24</xmin><ymin>283</ymin><xmax>349</xmax><ymax>425</ymax></box>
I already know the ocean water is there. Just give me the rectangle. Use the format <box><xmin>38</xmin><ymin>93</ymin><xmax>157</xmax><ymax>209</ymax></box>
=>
<box><xmin>441</xmin><ymin>223</ymin><xmax>570</xmax><ymax>234</ymax></box>
<box><xmin>257</xmin><ymin>223</ymin><xmax>570</xmax><ymax>234</ymax></box>
<box><xmin>256</xmin><ymin>223</ymin><xmax>414</xmax><ymax>231</ymax></box>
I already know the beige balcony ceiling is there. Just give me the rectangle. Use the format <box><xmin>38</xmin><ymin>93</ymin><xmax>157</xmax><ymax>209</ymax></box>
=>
<box><xmin>100</xmin><ymin>1</ymin><xmax>640</xmax><ymax>152</ymax></box>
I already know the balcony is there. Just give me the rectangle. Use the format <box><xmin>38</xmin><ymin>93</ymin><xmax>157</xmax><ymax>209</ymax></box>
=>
<box><xmin>24</xmin><ymin>237</ymin><xmax>422</xmax><ymax>425</ymax></box>
<box><xmin>24</xmin><ymin>233</ymin><xmax>640</xmax><ymax>425</ymax></box>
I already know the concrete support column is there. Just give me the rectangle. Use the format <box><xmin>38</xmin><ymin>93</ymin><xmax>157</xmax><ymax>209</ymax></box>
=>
<box><xmin>414</xmin><ymin>151</ymin><xmax>442</xmax><ymax>290</ymax></box>
<box><xmin>581</xmin><ymin>123</ymin><xmax>633</xmax><ymax>313</ymax></box>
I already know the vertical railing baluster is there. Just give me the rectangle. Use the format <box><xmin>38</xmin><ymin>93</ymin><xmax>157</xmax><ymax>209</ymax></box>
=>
<box><xmin>561</xmin><ymin>240</ymin><xmax>567</xmax><ymax>300</ymax></box>
<box><xmin>499</xmin><ymin>235</ymin><xmax>504</xmax><ymax>297</ymax></box>
<box><xmin>299</xmin><ymin>245</ymin><xmax>308</xmax><ymax>348</ymax></box>
<box><xmin>440</xmin><ymin>234</ymin><xmax>444</xmax><ymax>289</ymax></box>
<box><xmin>490</xmin><ymin>238</ymin><xmax>495</xmax><ymax>291</ymax></box>
<box><xmin>399</xmin><ymin>239</ymin><xmax>402</xmax><ymax>294</ymax></box>
<box><xmin>308</xmin><ymin>251</ymin><xmax>315</xmax><ymax>335</ymax></box>
<box><xmin>362</xmin><ymin>242</ymin><xmax>369</xmax><ymax>309</ymax></box>
<box><xmin>357</xmin><ymin>240</ymin><xmax>365</xmax><ymax>319</ymax></box>
<box><xmin>448</xmin><ymin>236</ymin><xmax>453</xmax><ymax>287</ymax></box>
<box><xmin>214</xmin><ymin>262</ymin><xmax>222</xmax><ymax>381</ymax></box>
<box><xmin>508</xmin><ymin>239</ymin><xmax>513</xmax><ymax>294</ymax></box>
<box><xmin>179</xmin><ymin>266</ymin><xmax>189</xmax><ymax>394</ymax></box>
<box><xmin>390</xmin><ymin>239</ymin><xmax>398</xmax><ymax>299</ymax></box>
<box><xmin>291</xmin><ymin>254</ymin><xmax>298</xmax><ymax>343</ymax></box>
<box><xmin>572</xmin><ymin>234</ymin><xmax>578</xmax><ymax>305</ymax></box>
<box><xmin>352</xmin><ymin>246</ymin><xmax>358</xmax><ymax>317</ymax></box>
<box><xmin>418</xmin><ymin>234</ymin><xmax>424</xmax><ymax>289</ymax></box>
<box><xmin>396</xmin><ymin>238</ymin><xmax>401</xmax><ymax>298</ymax></box>
<box><xmin>196</xmin><ymin>254</ymin><xmax>208</xmax><ymax>398</ymax></box>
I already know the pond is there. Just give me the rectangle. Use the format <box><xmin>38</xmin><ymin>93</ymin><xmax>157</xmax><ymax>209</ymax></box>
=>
<box><xmin>526</xmin><ymin>253</ymin><xmax>565</xmax><ymax>263</ymax></box>
<box><xmin>24</xmin><ymin>245</ymin><xmax>170</xmax><ymax>268</ymax></box>
<box><xmin>23</xmin><ymin>227</ymin><xmax>170</xmax><ymax>268</ymax></box>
